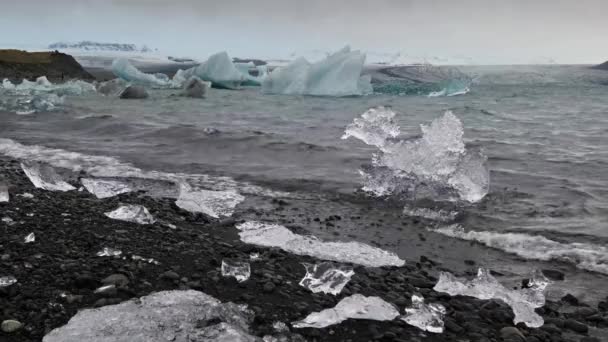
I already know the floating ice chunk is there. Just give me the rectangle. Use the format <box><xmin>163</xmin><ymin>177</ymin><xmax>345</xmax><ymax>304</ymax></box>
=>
<box><xmin>0</xmin><ymin>275</ymin><xmax>17</xmax><ymax>287</ymax></box>
<box><xmin>236</xmin><ymin>221</ymin><xmax>405</xmax><ymax>267</ymax></box>
<box><xmin>21</xmin><ymin>161</ymin><xmax>75</xmax><ymax>191</ymax></box>
<box><xmin>96</xmin><ymin>247</ymin><xmax>122</xmax><ymax>257</ymax></box>
<box><xmin>81</xmin><ymin>178</ymin><xmax>131</xmax><ymax>199</ymax></box>
<box><xmin>262</xmin><ymin>46</ymin><xmax>372</xmax><ymax>97</ymax></box>
<box><xmin>185</xmin><ymin>51</ymin><xmax>245</xmax><ymax>89</ymax></box>
<box><xmin>0</xmin><ymin>183</ymin><xmax>8</xmax><ymax>202</ymax></box>
<box><xmin>293</xmin><ymin>294</ymin><xmax>399</xmax><ymax>328</ymax></box>
<box><xmin>235</xmin><ymin>62</ymin><xmax>267</xmax><ymax>86</ymax></box>
<box><xmin>104</xmin><ymin>205</ymin><xmax>155</xmax><ymax>225</ymax></box>
<box><xmin>24</xmin><ymin>232</ymin><xmax>35</xmax><ymax>243</ymax></box>
<box><xmin>43</xmin><ymin>290</ymin><xmax>259</xmax><ymax>342</ymax></box>
<box><xmin>432</xmin><ymin>225</ymin><xmax>608</xmax><ymax>275</ymax></box>
<box><xmin>401</xmin><ymin>294</ymin><xmax>446</xmax><ymax>333</ymax></box>
<box><xmin>249</xmin><ymin>253</ymin><xmax>261</xmax><ymax>261</ymax></box>
<box><xmin>181</xmin><ymin>76</ymin><xmax>211</xmax><ymax>98</ymax></box>
<box><xmin>112</xmin><ymin>58</ymin><xmax>180</xmax><ymax>88</ymax></box>
<box><xmin>341</xmin><ymin>106</ymin><xmax>400</xmax><ymax>149</ymax></box>
<box><xmin>221</xmin><ymin>260</ymin><xmax>251</xmax><ymax>282</ymax></box>
<box><xmin>433</xmin><ymin>268</ymin><xmax>549</xmax><ymax>327</ymax></box>
<box><xmin>175</xmin><ymin>183</ymin><xmax>244</xmax><ymax>218</ymax></box>
<box><xmin>299</xmin><ymin>262</ymin><xmax>354</xmax><ymax>295</ymax></box>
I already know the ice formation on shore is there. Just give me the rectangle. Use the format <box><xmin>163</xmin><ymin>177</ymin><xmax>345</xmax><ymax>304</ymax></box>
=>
<box><xmin>81</xmin><ymin>178</ymin><xmax>131</xmax><ymax>199</ymax></box>
<box><xmin>43</xmin><ymin>290</ymin><xmax>260</xmax><ymax>342</ymax></box>
<box><xmin>299</xmin><ymin>262</ymin><xmax>354</xmax><ymax>295</ymax></box>
<box><xmin>262</xmin><ymin>46</ymin><xmax>373</xmax><ymax>97</ymax></box>
<box><xmin>21</xmin><ymin>162</ymin><xmax>76</xmax><ymax>191</ymax></box>
<box><xmin>104</xmin><ymin>205</ymin><xmax>155</xmax><ymax>225</ymax></box>
<box><xmin>175</xmin><ymin>183</ymin><xmax>244</xmax><ymax>218</ymax></box>
<box><xmin>0</xmin><ymin>183</ymin><xmax>8</xmax><ymax>202</ymax></box>
<box><xmin>236</xmin><ymin>221</ymin><xmax>405</xmax><ymax>267</ymax></box>
<box><xmin>0</xmin><ymin>276</ymin><xmax>17</xmax><ymax>287</ymax></box>
<box><xmin>433</xmin><ymin>225</ymin><xmax>608</xmax><ymax>274</ymax></box>
<box><xmin>342</xmin><ymin>107</ymin><xmax>489</xmax><ymax>202</ymax></box>
<box><xmin>292</xmin><ymin>294</ymin><xmax>400</xmax><ymax>328</ymax></box>
<box><xmin>221</xmin><ymin>260</ymin><xmax>251</xmax><ymax>282</ymax></box>
<box><xmin>433</xmin><ymin>268</ymin><xmax>550</xmax><ymax>327</ymax></box>
<box><xmin>401</xmin><ymin>294</ymin><xmax>446</xmax><ymax>333</ymax></box>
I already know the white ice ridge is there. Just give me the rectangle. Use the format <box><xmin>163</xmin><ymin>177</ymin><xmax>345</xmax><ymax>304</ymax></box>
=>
<box><xmin>175</xmin><ymin>183</ymin><xmax>245</xmax><ymax>218</ymax></box>
<box><xmin>21</xmin><ymin>161</ymin><xmax>76</xmax><ymax>191</ymax></box>
<box><xmin>81</xmin><ymin>178</ymin><xmax>131</xmax><ymax>199</ymax></box>
<box><xmin>111</xmin><ymin>58</ymin><xmax>183</xmax><ymax>88</ymax></box>
<box><xmin>221</xmin><ymin>260</ymin><xmax>251</xmax><ymax>283</ymax></box>
<box><xmin>43</xmin><ymin>290</ymin><xmax>259</xmax><ymax>342</ymax></box>
<box><xmin>262</xmin><ymin>46</ymin><xmax>373</xmax><ymax>97</ymax></box>
<box><xmin>401</xmin><ymin>294</ymin><xmax>446</xmax><ymax>333</ymax></box>
<box><xmin>236</xmin><ymin>221</ymin><xmax>405</xmax><ymax>267</ymax></box>
<box><xmin>434</xmin><ymin>268</ymin><xmax>550</xmax><ymax>328</ymax></box>
<box><xmin>299</xmin><ymin>262</ymin><xmax>354</xmax><ymax>295</ymax></box>
<box><xmin>433</xmin><ymin>225</ymin><xmax>608</xmax><ymax>275</ymax></box>
<box><xmin>104</xmin><ymin>205</ymin><xmax>156</xmax><ymax>225</ymax></box>
<box><xmin>342</xmin><ymin>107</ymin><xmax>489</xmax><ymax>202</ymax></box>
<box><xmin>0</xmin><ymin>183</ymin><xmax>8</xmax><ymax>202</ymax></box>
<box><xmin>177</xmin><ymin>51</ymin><xmax>245</xmax><ymax>89</ymax></box>
<box><xmin>1</xmin><ymin>76</ymin><xmax>96</xmax><ymax>96</ymax></box>
<box><xmin>292</xmin><ymin>294</ymin><xmax>400</xmax><ymax>328</ymax></box>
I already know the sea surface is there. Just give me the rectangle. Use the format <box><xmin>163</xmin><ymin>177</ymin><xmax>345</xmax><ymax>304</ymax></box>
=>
<box><xmin>1</xmin><ymin>64</ymin><xmax>608</xmax><ymax>300</ymax></box>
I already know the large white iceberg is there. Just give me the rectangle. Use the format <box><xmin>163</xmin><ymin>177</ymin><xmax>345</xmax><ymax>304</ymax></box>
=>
<box><xmin>21</xmin><ymin>161</ymin><xmax>75</xmax><ymax>191</ymax></box>
<box><xmin>433</xmin><ymin>268</ymin><xmax>550</xmax><ymax>328</ymax></box>
<box><xmin>181</xmin><ymin>52</ymin><xmax>245</xmax><ymax>89</ymax></box>
<box><xmin>235</xmin><ymin>221</ymin><xmax>404</xmax><ymax>267</ymax></box>
<box><xmin>262</xmin><ymin>46</ymin><xmax>373</xmax><ymax>97</ymax></box>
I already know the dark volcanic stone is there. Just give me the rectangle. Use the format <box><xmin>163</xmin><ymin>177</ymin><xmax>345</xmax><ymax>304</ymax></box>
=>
<box><xmin>120</xmin><ymin>85</ymin><xmax>149</xmax><ymax>99</ymax></box>
<box><xmin>564</xmin><ymin>319</ymin><xmax>588</xmax><ymax>333</ymax></box>
<box><xmin>160</xmin><ymin>270</ymin><xmax>180</xmax><ymax>280</ymax></box>
<box><xmin>74</xmin><ymin>274</ymin><xmax>98</xmax><ymax>289</ymax></box>
<box><xmin>263</xmin><ymin>282</ymin><xmax>276</xmax><ymax>293</ymax></box>
<box><xmin>102</xmin><ymin>274</ymin><xmax>129</xmax><ymax>287</ymax></box>
<box><xmin>499</xmin><ymin>327</ymin><xmax>525</xmax><ymax>342</ymax></box>
<box><xmin>561</xmin><ymin>293</ymin><xmax>580</xmax><ymax>306</ymax></box>
<box><xmin>542</xmin><ymin>269</ymin><xmax>565</xmax><ymax>281</ymax></box>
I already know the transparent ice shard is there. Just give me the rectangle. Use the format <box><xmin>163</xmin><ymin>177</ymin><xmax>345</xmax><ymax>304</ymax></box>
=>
<box><xmin>0</xmin><ymin>183</ymin><xmax>8</xmax><ymax>202</ymax></box>
<box><xmin>0</xmin><ymin>275</ymin><xmax>17</xmax><ymax>287</ymax></box>
<box><xmin>21</xmin><ymin>161</ymin><xmax>75</xmax><ymax>191</ymax></box>
<box><xmin>19</xmin><ymin>193</ymin><xmax>34</xmax><ymax>199</ymax></box>
<box><xmin>24</xmin><ymin>232</ymin><xmax>35</xmax><ymax>243</ymax></box>
<box><xmin>342</xmin><ymin>106</ymin><xmax>400</xmax><ymax>149</ymax></box>
<box><xmin>401</xmin><ymin>294</ymin><xmax>446</xmax><ymax>333</ymax></box>
<box><xmin>96</xmin><ymin>247</ymin><xmax>122</xmax><ymax>257</ymax></box>
<box><xmin>104</xmin><ymin>205</ymin><xmax>156</xmax><ymax>225</ymax></box>
<box><xmin>96</xmin><ymin>78</ymin><xmax>128</xmax><ymax>96</ymax></box>
<box><xmin>299</xmin><ymin>262</ymin><xmax>354</xmax><ymax>295</ymax></box>
<box><xmin>81</xmin><ymin>178</ymin><xmax>131</xmax><ymax>199</ymax></box>
<box><xmin>292</xmin><ymin>294</ymin><xmax>399</xmax><ymax>328</ymax></box>
<box><xmin>235</xmin><ymin>62</ymin><xmax>268</xmax><ymax>86</ymax></box>
<box><xmin>42</xmin><ymin>290</ymin><xmax>259</xmax><ymax>342</ymax></box>
<box><xmin>236</xmin><ymin>221</ymin><xmax>405</xmax><ymax>267</ymax></box>
<box><xmin>221</xmin><ymin>260</ymin><xmax>251</xmax><ymax>282</ymax></box>
<box><xmin>249</xmin><ymin>253</ymin><xmax>261</xmax><ymax>261</ymax></box>
<box><xmin>433</xmin><ymin>268</ymin><xmax>550</xmax><ymax>327</ymax></box>
<box><xmin>175</xmin><ymin>183</ymin><xmax>244</xmax><ymax>218</ymax></box>
<box><xmin>131</xmin><ymin>255</ymin><xmax>160</xmax><ymax>265</ymax></box>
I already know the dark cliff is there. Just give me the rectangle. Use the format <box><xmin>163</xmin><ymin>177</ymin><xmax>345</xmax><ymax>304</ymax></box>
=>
<box><xmin>0</xmin><ymin>50</ymin><xmax>94</xmax><ymax>82</ymax></box>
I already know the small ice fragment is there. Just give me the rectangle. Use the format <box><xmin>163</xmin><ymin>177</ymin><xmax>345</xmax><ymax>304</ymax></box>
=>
<box><xmin>19</xmin><ymin>193</ymin><xmax>34</xmax><ymax>199</ymax></box>
<box><xmin>175</xmin><ymin>183</ymin><xmax>244</xmax><ymax>218</ymax></box>
<box><xmin>293</xmin><ymin>294</ymin><xmax>399</xmax><ymax>328</ymax></box>
<box><xmin>165</xmin><ymin>223</ymin><xmax>177</xmax><ymax>229</ymax></box>
<box><xmin>341</xmin><ymin>106</ymin><xmax>400</xmax><ymax>149</ymax></box>
<box><xmin>1</xmin><ymin>217</ymin><xmax>15</xmax><ymax>226</ymax></box>
<box><xmin>96</xmin><ymin>247</ymin><xmax>122</xmax><ymax>257</ymax></box>
<box><xmin>401</xmin><ymin>294</ymin><xmax>446</xmax><ymax>333</ymax></box>
<box><xmin>249</xmin><ymin>253</ymin><xmax>260</xmax><ymax>261</ymax></box>
<box><xmin>24</xmin><ymin>232</ymin><xmax>35</xmax><ymax>243</ymax></box>
<box><xmin>299</xmin><ymin>262</ymin><xmax>354</xmax><ymax>295</ymax></box>
<box><xmin>94</xmin><ymin>284</ymin><xmax>116</xmax><ymax>294</ymax></box>
<box><xmin>236</xmin><ymin>221</ymin><xmax>405</xmax><ymax>267</ymax></box>
<box><xmin>21</xmin><ymin>161</ymin><xmax>75</xmax><ymax>192</ymax></box>
<box><xmin>221</xmin><ymin>260</ymin><xmax>251</xmax><ymax>282</ymax></box>
<box><xmin>104</xmin><ymin>205</ymin><xmax>155</xmax><ymax>224</ymax></box>
<box><xmin>27</xmin><ymin>213</ymin><xmax>34</xmax><ymax>217</ymax></box>
<box><xmin>81</xmin><ymin>178</ymin><xmax>131</xmax><ymax>199</ymax></box>
<box><xmin>272</xmin><ymin>321</ymin><xmax>289</xmax><ymax>333</ymax></box>
<box><xmin>433</xmin><ymin>268</ymin><xmax>549</xmax><ymax>327</ymax></box>
<box><xmin>0</xmin><ymin>183</ymin><xmax>8</xmax><ymax>202</ymax></box>
<box><xmin>131</xmin><ymin>255</ymin><xmax>160</xmax><ymax>265</ymax></box>
<box><xmin>0</xmin><ymin>275</ymin><xmax>17</xmax><ymax>287</ymax></box>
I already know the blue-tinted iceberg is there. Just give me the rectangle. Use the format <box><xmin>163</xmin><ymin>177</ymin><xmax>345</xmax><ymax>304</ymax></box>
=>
<box><xmin>262</xmin><ymin>46</ymin><xmax>373</xmax><ymax>97</ymax></box>
<box><xmin>235</xmin><ymin>62</ymin><xmax>267</xmax><ymax>86</ymax></box>
<box><xmin>181</xmin><ymin>52</ymin><xmax>245</xmax><ymax>89</ymax></box>
<box><xmin>112</xmin><ymin>58</ymin><xmax>181</xmax><ymax>88</ymax></box>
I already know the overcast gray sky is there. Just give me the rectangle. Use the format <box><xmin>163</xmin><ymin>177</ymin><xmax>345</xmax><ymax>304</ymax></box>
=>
<box><xmin>1</xmin><ymin>0</ymin><xmax>607</xmax><ymax>64</ymax></box>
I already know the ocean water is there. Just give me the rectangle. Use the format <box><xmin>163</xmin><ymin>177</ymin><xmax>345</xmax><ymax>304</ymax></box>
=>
<box><xmin>1</xmin><ymin>64</ymin><xmax>608</xmax><ymax>297</ymax></box>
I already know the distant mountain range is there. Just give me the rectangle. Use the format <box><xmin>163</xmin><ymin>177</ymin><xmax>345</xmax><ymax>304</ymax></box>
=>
<box><xmin>593</xmin><ymin>61</ymin><xmax>608</xmax><ymax>70</ymax></box>
<box><xmin>48</xmin><ymin>41</ymin><xmax>155</xmax><ymax>53</ymax></box>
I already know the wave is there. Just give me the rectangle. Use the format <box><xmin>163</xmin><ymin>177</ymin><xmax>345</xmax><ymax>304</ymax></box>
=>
<box><xmin>432</xmin><ymin>225</ymin><xmax>608</xmax><ymax>274</ymax></box>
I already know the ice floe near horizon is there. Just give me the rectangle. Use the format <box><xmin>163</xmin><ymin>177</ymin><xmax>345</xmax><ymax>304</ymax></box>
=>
<box><xmin>235</xmin><ymin>221</ymin><xmax>405</xmax><ymax>267</ymax></box>
<box><xmin>262</xmin><ymin>46</ymin><xmax>373</xmax><ymax>97</ymax></box>
<box><xmin>104</xmin><ymin>205</ymin><xmax>156</xmax><ymax>225</ymax></box>
<box><xmin>292</xmin><ymin>294</ymin><xmax>400</xmax><ymax>328</ymax></box>
<box><xmin>342</xmin><ymin>107</ymin><xmax>489</xmax><ymax>202</ymax></box>
<box><xmin>21</xmin><ymin>161</ymin><xmax>76</xmax><ymax>192</ymax></box>
<box><xmin>433</xmin><ymin>225</ymin><xmax>608</xmax><ymax>274</ymax></box>
<box><xmin>401</xmin><ymin>294</ymin><xmax>446</xmax><ymax>333</ymax></box>
<box><xmin>175</xmin><ymin>183</ymin><xmax>245</xmax><ymax>218</ymax></box>
<box><xmin>299</xmin><ymin>262</ymin><xmax>354</xmax><ymax>295</ymax></box>
<box><xmin>81</xmin><ymin>178</ymin><xmax>132</xmax><ymax>199</ymax></box>
<box><xmin>434</xmin><ymin>268</ymin><xmax>549</xmax><ymax>328</ymax></box>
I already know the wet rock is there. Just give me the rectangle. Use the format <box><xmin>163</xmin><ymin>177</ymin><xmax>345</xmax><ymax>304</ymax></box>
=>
<box><xmin>444</xmin><ymin>319</ymin><xmax>464</xmax><ymax>333</ymax></box>
<box><xmin>561</xmin><ymin>293</ymin><xmax>579</xmax><ymax>306</ymax></box>
<box><xmin>263</xmin><ymin>282</ymin><xmax>276</xmax><ymax>293</ymax></box>
<box><xmin>119</xmin><ymin>85</ymin><xmax>149</xmax><ymax>99</ymax></box>
<box><xmin>101</xmin><ymin>274</ymin><xmax>129</xmax><ymax>287</ymax></box>
<box><xmin>500</xmin><ymin>327</ymin><xmax>525</xmax><ymax>342</ymax></box>
<box><xmin>181</xmin><ymin>77</ymin><xmax>209</xmax><ymax>98</ymax></box>
<box><xmin>1</xmin><ymin>319</ymin><xmax>23</xmax><ymax>333</ymax></box>
<box><xmin>160</xmin><ymin>270</ymin><xmax>180</xmax><ymax>281</ymax></box>
<box><xmin>541</xmin><ymin>269</ymin><xmax>565</xmax><ymax>281</ymax></box>
<box><xmin>564</xmin><ymin>319</ymin><xmax>588</xmax><ymax>333</ymax></box>
<box><xmin>576</xmin><ymin>307</ymin><xmax>598</xmax><ymax>318</ymax></box>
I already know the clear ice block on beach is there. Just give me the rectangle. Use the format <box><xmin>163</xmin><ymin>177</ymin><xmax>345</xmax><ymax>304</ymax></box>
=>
<box><xmin>81</xmin><ymin>178</ymin><xmax>131</xmax><ymax>199</ymax></box>
<box><xmin>104</xmin><ymin>205</ymin><xmax>156</xmax><ymax>225</ymax></box>
<box><xmin>24</xmin><ymin>232</ymin><xmax>35</xmax><ymax>243</ymax></box>
<box><xmin>96</xmin><ymin>247</ymin><xmax>123</xmax><ymax>257</ymax></box>
<box><xmin>298</xmin><ymin>262</ymin><xmax>354</xmax><ymax>295</ymax></box>
<box><xmin>401</xmin><ymin>294</ymin><xmax>446</xmax><ymax>333</ymax></box>
<box><xmin>0</xmin><ymin>276</ymin><xmax>17</xmax><ymax>287</ymax></box>
<box><xmin>221</xmin><ymin>260</ymin><xmax>251</xmax><ymax>283</ymax></box>
<box><xmin>292</xmin><ymin>294</ymin><xmax>399</xmax><ymax>328</ymax></box>
<box><xmin>175</xmin><ymin>183</ymin><xmax>244</xmax><ymax>218</ymax></box>
<box><xmin>21</xmin><ymin>161</ymin><xmax>76</xmax><ymax>192</ymax></box>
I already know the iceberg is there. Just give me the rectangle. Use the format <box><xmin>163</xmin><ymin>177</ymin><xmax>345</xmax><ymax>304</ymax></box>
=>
<box><xmin>104</xmin><ymin>205</ymin><xmax>155</xmax><ymax>225</ymax></box>
<box><xmin>175</xmin><ymin>183</ymin><xmax>244</xmax><ymax>218</ymax></box>
<box><xmin>342</xmin><ymin>107</ymin><xmax>489</xmax><ymax>202</ymax></box>
<box><xmin>179</xmin><ymin>51</ymin><xmax>245</xmax><ymax>89</ymax></box>
<box><xmin>0</xmin><ymin>276</ymin><xmax>17</xmax><ymax>287</ymax></box>
<box><xmin>21</xmin><ymin>161</ymin><xmax>76</xmax><ymax>191</ymax></box>
<box><xmin>299</xmin><ymin>262</ymin><xmax>354</xmax><ymax>295</ymax></box>
<box><xmin>221</xmin><ymin>260</ymin><xmax>251</xmax><ymax>282</ymax></box>
<box><xmin>112</xmin><ymin>58</ymin><xmax>181</xmax><ymax>88</ymax></box>
<box><xmin>43</xmin><ymin>290</ymin><xmax>259</xmax><ymax>342</ymax></box>
<box><xmin>236</xmin><ymin>221</ymin><xmax>404</xmax><ymax>267</ymax></box>
<box><xmin>433</xmin><ymin>268</ymin><xmax>550</xmax><ymax>327</ymax></box>
<box><xmin>81</xmin><ymin>178</ymin><xmax>131</xmax><ymax>199</ymax></box>
<box><xmin>0</xmin><ymin>182</ymin><xmax>8</xmax><ymax>202</ymax></box>
<box><xmin>401</xmin><ymin>294</ymin><xmax>446</xmax><ymax>333</ymax></box>
<box><xmin>292</xmin><ymin>294</ymin><xmax>400</xmax><ymax>328</ymax></box>
<box><xmin>1</xmin><ymin>76</ymin><xmax>96</xmax><ymax>96</ymax></box>
<box><xmin>262</xmin><ymin>46</ymin><xmax>373</xmax><ymax>97</ymax></box>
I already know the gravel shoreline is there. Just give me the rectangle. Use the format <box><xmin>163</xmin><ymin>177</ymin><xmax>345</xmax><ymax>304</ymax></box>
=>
<box><xmin>1</xmin><ymin>158</ymin><xmax>607</xmax><ymax>342</ymax></box>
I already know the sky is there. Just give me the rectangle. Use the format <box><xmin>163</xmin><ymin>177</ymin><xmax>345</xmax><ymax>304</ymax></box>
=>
<box><xmin>1</xmin><ymin>0</ymin><xmax>607</xmax><ymax>64</ymax></box>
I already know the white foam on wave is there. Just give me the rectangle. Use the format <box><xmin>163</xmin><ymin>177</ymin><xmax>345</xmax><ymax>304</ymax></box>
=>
<box><xmin>433</xmin><ymin>225</ymin><xmax>608</xmax><ymax>274</ymax></box>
